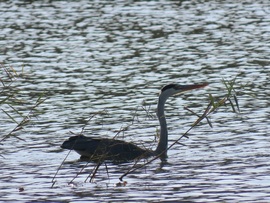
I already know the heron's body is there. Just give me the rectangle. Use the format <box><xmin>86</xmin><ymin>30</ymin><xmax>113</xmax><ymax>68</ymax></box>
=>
<box><xmin>61</xmin><ymin>135</ymin><xmax>153</xmax><ymax>162</ymax></box>
<box><xmin>61</xmin><ymin>83</ymin><xmax>207</xmax><ymax>162</ymax></box>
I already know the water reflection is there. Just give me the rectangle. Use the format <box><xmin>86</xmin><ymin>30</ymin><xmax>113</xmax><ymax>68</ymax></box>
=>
<box><xmin>1</xmin><ymin>0</ymin><xmax>270</xmax><ymax>202</ymax></box>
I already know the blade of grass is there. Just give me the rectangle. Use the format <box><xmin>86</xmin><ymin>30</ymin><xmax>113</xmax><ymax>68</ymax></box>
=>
<box><xmin>2</xmin><ymin>109</ymin><xmax>19</xmax><ymax>124</ymax></box>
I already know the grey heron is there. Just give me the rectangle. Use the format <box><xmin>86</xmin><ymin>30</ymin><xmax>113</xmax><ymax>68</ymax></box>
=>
<box><xmin>61</xmin><ymin>83</ymin><xmax>207</xmax><ymax>162</ymax></box>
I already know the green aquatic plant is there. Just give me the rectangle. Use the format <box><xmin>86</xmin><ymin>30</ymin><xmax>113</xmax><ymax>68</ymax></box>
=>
<box><xmin>0</xmin><ymin>63</ymin><xmax>46</xmax><ymax>143</ymax></box>
<box><xmin>208</xmin><ymin>77</ymin><xmax>240</xmax><ymax>114</ymax></box>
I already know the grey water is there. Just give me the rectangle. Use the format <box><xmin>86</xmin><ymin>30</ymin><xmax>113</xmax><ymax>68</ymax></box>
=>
<box><xmin>0</xmin><ymin>0</ymin><xmax>269</xmax><ymax>202</ymax></box>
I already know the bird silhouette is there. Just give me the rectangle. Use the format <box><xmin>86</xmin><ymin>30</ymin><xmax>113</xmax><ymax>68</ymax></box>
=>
<box><xmin>61</xmin><ymin>83</ymin><xmax>207</xmax><ymax>162</ymax></box>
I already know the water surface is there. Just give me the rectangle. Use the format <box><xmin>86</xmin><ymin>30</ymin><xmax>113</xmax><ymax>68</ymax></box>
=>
<box><xmin>0</xmin><ymin>0</ymin><xmax>269</xmax><ymax>202</ymax></box>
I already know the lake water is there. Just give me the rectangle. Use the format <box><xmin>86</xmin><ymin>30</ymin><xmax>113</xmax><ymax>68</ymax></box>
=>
<box><xmin>0</xmin><ymin>0</ymin><xmax>269</xmax><ymax>202</ymax></box>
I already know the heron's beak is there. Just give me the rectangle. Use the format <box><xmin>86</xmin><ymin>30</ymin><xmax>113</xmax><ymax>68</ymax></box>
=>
<box><xmin>173</xmin><ymin>83</ymin><xmax>208</xmax><ymax>96</ymax></box>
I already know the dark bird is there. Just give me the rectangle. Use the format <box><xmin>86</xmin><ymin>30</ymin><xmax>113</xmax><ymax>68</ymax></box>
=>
<box><xmin>61</xmin><ymin>83</ymin><xmax>207</xmax><ymax>162</ymax></box>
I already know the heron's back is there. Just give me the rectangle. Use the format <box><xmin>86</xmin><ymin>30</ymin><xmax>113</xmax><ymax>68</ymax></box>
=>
<box><xmin>61</xmin><ymin>135</ymin><xmax>152</xmax><ymax>162</ymax></box>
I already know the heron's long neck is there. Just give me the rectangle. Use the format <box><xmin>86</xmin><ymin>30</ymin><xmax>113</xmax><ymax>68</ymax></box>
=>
<box><xmin>155</xmin><ymin>97</ymin><xmax>168</xmax><ymax>156</ymax></box>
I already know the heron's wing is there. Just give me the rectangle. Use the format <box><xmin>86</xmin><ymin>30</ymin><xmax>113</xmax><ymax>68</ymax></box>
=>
<box><xmin>61</xmin><ymin>135</ymin><xmax>150</xmax><ymax>161</ymax></box>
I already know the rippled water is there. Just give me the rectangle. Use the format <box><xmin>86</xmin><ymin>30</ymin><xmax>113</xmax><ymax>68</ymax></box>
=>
<box><xmin>1</xmin><ymin>0</ymin><xmax>269</xmax><ymax>202</ymax></box>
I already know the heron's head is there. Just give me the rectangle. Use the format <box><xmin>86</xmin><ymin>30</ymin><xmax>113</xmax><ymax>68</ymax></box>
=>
<box><xmin>160</xmin><ymin>83</ymin><xmax>208</xmax><ymax>101</ymax></box>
